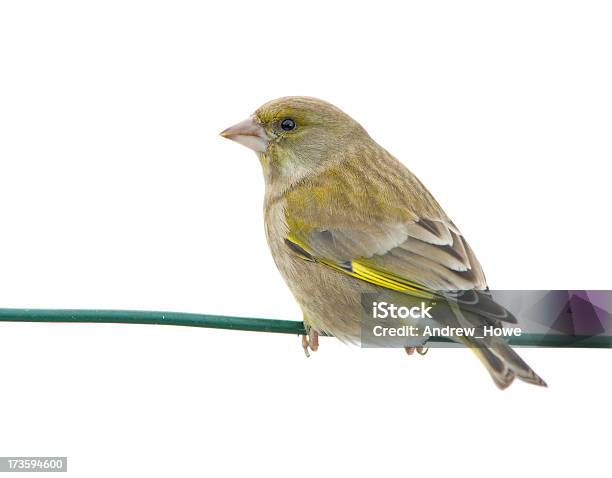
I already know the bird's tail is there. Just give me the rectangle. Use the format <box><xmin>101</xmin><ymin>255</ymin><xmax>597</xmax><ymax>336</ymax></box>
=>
<box><xmin>468</xmin><ymin>339</ymin><xmax>547</xmax><ymax>389</ymax></box>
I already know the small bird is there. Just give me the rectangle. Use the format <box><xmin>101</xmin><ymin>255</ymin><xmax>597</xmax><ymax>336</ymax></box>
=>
<box><xmin>221</xmin><ymin>97</ymin><xmax>546</xmax><ymax>389</ymax></box>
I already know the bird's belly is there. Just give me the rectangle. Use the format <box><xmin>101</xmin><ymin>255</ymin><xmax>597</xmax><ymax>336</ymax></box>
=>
<box><xmin>276</xmin><ymin>250</ymin><xmax>370</xmax><ymax>342</ymax></box>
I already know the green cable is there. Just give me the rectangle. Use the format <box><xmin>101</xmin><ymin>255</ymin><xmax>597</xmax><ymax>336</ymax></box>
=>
<box><xmin>0</xmin><ymin>308</ymin><xmax>610</xmax><ymax>348</ymax></box>
<box><xmin>0</xmin><ymin>308</ymin><xmax>305</xmax><ymax>334</ymax></box>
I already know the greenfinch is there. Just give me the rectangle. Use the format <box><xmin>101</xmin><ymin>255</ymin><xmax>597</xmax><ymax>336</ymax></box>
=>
<box><xmin>221</xmin><ymin>96</ymin><xmax>545</xmax><ymax>389</ymax></box>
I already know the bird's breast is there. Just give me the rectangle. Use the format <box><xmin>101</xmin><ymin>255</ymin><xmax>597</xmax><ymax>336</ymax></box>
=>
<box><xmin>262</xmin><ymin>194</ymin><xmax>369</xmax><ymax>340</ymax></box>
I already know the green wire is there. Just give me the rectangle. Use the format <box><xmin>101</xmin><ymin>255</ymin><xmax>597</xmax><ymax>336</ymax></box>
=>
<box><xmin>0</xmin><ymin>308</ymin><xmax>610</xmax><ymax>348</ymax></box>
<box><xmin>0</xmin><ymin>308</ymin><xmax>306</xmax><ymax>335</ymax></box>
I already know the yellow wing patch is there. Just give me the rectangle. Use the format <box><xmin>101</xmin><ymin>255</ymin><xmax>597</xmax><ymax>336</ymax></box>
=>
<box><xmin>351</xmin><ymin>261</ymin><xmax>434</xmax><ymax>299</ymax></box>
<box><xmin>286</xmin><ymin>235</ymin><xmax>434</xmax><ymax>299</ymax></box>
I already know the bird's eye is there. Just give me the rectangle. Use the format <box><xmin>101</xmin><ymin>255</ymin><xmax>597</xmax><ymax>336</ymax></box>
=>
<box><xmin>280</xmin><ymin>118</ymin><xmax>296</xmax><ymax>131</ymax></box>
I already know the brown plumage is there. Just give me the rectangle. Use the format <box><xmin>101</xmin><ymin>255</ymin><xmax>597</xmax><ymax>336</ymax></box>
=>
<box><xmin>221</xmin><ymin>96</ymin><xmax>546</xmax><ymax>389</ymax></box>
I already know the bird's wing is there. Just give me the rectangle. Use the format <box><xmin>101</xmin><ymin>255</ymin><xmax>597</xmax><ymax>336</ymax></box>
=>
<box><xmin>283</xmin><ymin>159</ymin><xmax>515</xmax><ymax>323</ymax></box>
<box><xmin>286</xmin><ymin>218</ymin><xmax>515</xmax><ymax>323</ymax></box>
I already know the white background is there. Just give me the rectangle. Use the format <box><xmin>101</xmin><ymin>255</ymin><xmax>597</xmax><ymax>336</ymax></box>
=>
<box><xmin>0</xmin><ymin>1</ymin><xmax>610</xmax><ymax>476</ymax></box>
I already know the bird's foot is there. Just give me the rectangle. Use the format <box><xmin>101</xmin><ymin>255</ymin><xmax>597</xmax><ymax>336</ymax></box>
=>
<box><xmin>301</xmin><ymin>328</ymin><xmax>320</xmax><ymax>358</ymax></box>
<box><xmin>404</xmin><ymin>346</ymin><xmax>429</xmax><ymax>356</ymax></box>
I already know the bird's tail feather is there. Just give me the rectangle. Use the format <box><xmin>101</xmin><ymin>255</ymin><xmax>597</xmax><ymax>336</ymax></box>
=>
<box><xmin>469</xmin><ymin>340</ymin><xmax>547</xmax><ymax>389</ymax></box>
<box><xmin>444</xmin><ymin>299</ymin><xmax>546</xmax><ymax>389</ymax></box>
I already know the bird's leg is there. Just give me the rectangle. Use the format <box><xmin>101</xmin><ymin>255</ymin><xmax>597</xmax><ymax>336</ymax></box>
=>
<box><xmin>301</xmin><ymin>321</ymin><xmax>320</xmax><ymax>358</ymax></box>
<box><xmin>309</xmin><ymin>328</ymin><xmax>319</xmax><ymax>352</ymax></box>
<box><xmin>301</xmin><ymin>334</ymin><xmax>311</xmax><ymax>358</ymax></box>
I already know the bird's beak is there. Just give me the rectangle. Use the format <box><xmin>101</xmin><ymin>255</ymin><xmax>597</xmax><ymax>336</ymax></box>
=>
<box><xmin>220</xmin><ymin>115</ymin><xmax>269</xmax><ymax>153</ymax></box>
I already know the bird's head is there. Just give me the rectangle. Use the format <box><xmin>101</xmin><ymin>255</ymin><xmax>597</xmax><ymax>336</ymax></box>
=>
<box><xmin>220</xmin><ymin>97</ymin><xmax>369</xmax><ymax>184</ymax></box>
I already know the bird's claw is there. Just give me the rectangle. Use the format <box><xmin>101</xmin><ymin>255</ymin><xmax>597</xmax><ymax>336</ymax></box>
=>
<box><xmin>405</xmin><ymin>346</ymin><xmax>429</xmax><ymax>356</ymax></box>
